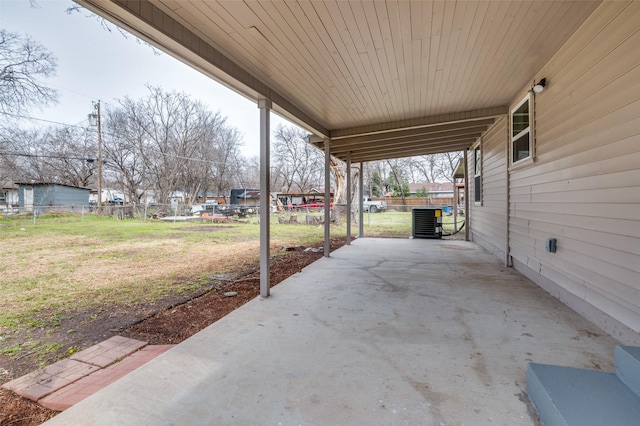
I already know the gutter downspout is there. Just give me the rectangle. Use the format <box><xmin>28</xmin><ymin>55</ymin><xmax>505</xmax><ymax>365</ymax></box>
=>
<box><xmin>505</xmin><ymin>115</ymin><xmax>513</xmax><ymax>267</ymax></box>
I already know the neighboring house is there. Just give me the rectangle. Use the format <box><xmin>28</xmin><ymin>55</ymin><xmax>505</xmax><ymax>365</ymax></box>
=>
<box><xmin>17</xmin><ymin>183</ymin><xmax>90</xmax><ymax>214</ymax></box>
<box><xmin>170</xmin><ymin>190</ymin><xmax>187</xmax><ymax>204</ymax></box>
<box><xmin>407</xmin><ymin>183</ymin><xmax>454</xmax><ymax>199</ymax></box>
<box><xmin>230</xmin><ymin>189</ymin><xmax>260</xmax><ymax>206</ymax></box>
<box><xmin>196</xmin><ymin>192</ymin><xmax>225</xmax><ymax>204</ymax></box>
<box><xmin>0</xmin><ymin>181</ymin><xmax>19</xmax><ymax>213</ymax></box>
<box><xmin>231</xmin><ymin>189</ymin><xmax>260</xmax><ymax>206</ymax></box>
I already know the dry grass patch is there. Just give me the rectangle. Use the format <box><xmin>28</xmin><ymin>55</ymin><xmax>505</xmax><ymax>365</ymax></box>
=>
<box><xmin>0</xmin><ymin>215</ymin><xmax>326</xmax><ymax>333</ymax></box>
<box><xmin>0</xmin><ymin>235</ymin><xmax>295</xmax><ymax>326</ymax></box>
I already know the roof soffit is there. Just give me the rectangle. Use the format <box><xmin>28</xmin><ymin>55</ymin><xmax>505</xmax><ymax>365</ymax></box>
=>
<box><xmin>75</xmin><ymin>0</ymin><xmax>601</xmax><ymax>160</ymax></box>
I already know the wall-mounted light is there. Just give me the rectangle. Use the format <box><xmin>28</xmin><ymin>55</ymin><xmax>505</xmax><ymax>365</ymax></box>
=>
<box><xmin>532</xmin><ymin>78</ymin><xmax>546</xmax><ymax>94</ymax></box>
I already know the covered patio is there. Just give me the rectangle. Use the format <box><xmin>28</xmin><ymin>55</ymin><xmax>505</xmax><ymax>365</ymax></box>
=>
<box><xmin>47</xmin><ymin>0</ymin><xmax>639</xmax><ymax>422</ymax></box>
<box><xmin>45</xmin><ymin>238</ymin><xmax>617</xmax><ymax>425</ymax></box>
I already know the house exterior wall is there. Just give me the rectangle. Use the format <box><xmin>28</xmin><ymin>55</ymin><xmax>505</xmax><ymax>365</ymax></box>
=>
<box><xmin>468</xmin><ymin>116</ymin><xmax>508</xmax><ymax>260</ymax></box>
<box><xmin>471</xmin><ymin>0</ymin><xmax>640</xmax><ymax>344</ymax></box>
<box><xmin>18</xmin><ymin>184</ymin><xmax>90</xmax><ymax>213</ymax></box>
<box><xmin>48</xmin><ymin>185</ymin><xmax>90</xmax><ymax>207</ymax></box>
<box><xmin>0</xmin><ymin>188</ymin><xmax>19</xmax><ymax>211</ymax></box>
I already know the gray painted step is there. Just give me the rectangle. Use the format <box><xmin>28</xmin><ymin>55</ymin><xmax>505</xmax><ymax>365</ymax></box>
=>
<box><xmin>616</xmin><ymin>345</ymin><xmax>640</xmax><ymax>396</ymax></box>
<box><xmin>527</xmin><ymin>363</ymin><xmax>640</xmax><ymax>426</ymax></box>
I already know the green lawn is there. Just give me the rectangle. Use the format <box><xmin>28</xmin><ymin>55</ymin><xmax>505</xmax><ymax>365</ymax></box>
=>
<box><xmin>359</xmin><ymin>211</ymin><xmax>465</xmax><ymax>237</ymax></box>
<box><xmin>0</xmin><ymin>214</ymin><xmax>328</xmax><ymax>331</ymax></box>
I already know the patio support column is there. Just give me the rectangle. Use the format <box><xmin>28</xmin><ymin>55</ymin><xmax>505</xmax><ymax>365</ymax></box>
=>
<box><xmin>324</xmin><ymin>137</ymin><xmax>331</xmax><ymax>257</ymax></box>
<box><xmin>346</xmin><ymin>152</ymin><xmax>351</xmax><ymax>245</ymax></box>
<box><xmin>358</xmin><ymin>161</ymin><xmax>364</xmax><ymax>238</ymax></box>
<box><xmin>464</xmin><ymin>149</ymin><xmax>470</xmax><ymax>242</ymax></box>
<box><xmin>453</xmin><ymin>183</ymin><xmax>458</xmax><ymax>233</ymax></box>
<box><xmin>258</xmin><ymin>99</ymin><xmax>271</xmax><ymax>297</ymax></box>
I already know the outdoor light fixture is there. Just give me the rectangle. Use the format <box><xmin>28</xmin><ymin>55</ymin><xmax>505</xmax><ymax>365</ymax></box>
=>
<box><xmin>532</xmin><ymin>78</ymin><xmax>546</xmax><ymax>94</ymax></box>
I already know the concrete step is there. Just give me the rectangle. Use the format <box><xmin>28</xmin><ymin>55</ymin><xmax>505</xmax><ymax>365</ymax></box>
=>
<box><xmin>615</xmin><ymin>345</ymin><xmax>640</xmax><ymax>396</ymax></box>
<box><xmin>527</xmin><ymin>362</ymin><xmax>640</xmax><ymax>426</ymax></box>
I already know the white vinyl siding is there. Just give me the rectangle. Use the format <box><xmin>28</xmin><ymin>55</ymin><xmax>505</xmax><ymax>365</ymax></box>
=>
<box><xmin>508</xmin><ymin>0</ymin><xmax>640</xmax><ymax>335</ymax></box>
<box><xmin>469</xmin><ymin>117</ymin><xmax>508</xmax><ymax>259</ymax></box>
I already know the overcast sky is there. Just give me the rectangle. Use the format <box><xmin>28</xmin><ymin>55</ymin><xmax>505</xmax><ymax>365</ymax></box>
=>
<box><xmin>0</xmin><ymin>0</ymin><xmax>293</xmax><ymax>158</ymax></box>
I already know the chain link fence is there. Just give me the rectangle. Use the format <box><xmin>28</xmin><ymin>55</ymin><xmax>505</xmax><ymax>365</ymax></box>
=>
<box><xmin>1</xmin><ymin>201</ymin><xmax>466</xmax><ymax>239</ymax></box>
<box><xmin>0</xmin><ymin>202</ymin><xmax>190</xmax><ymax>225</ymax></box>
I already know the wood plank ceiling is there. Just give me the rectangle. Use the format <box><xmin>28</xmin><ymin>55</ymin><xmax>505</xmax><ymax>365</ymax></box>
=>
<box><xmin>77</xmin><ymin>0</ymin><xmax>600</xmax><ymax>162</ymax></box>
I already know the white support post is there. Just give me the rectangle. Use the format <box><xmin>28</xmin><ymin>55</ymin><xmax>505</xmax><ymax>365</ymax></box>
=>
<box><xmin>346</xmin><ymin>152</ymin><xmax>351</xmax><ymax>245</ymax></box>
<box><xmin>453</xmin><ymin>183</ymin><xmax>458</xmax><ymax>232</ymax></box>
<box><xmin>464</xmin><ymin>149</ymin><xmax>470</xmax><ymax>242</ymax></box>
<box><xmin>258</xmin><ymin>99</ymin><xmax>272</xmax><ymax>297</ymax></box>
<box><xmin>324</xmin><ymin>137</ymin><xmax>331</xmax><ymax>257</ymax></box>
<box><xmin>358</xmin><ymin>161</ymin><xmax>364</xmax><ymax>238</ymax></box>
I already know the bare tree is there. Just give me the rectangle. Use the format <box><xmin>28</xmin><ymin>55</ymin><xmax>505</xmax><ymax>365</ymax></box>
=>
<box><xmin>0</xmin><ymin>128</ymin><xmax>34</xmax><ymax>182</ymax></box>
<box><xmin>0</xmin><ymin>127</ymin><xmax>97</xmax><ymax>187</ymax></box>
<box><xmin>39</xmin><ymin>127</ymin><xmax>96</xmax><ymax>187</ymax></box>
<box><xmin>411</xmin><ymin>155</ymin><xmax>437</xmax><ymax>183</ymax></box>
<box><xmin>434</xmin><ymin>151</ymin><xmax>463</xmax><ymax>183</ymax></box>
<box><xmin>126</xmin><ymin>87</ymin><xmax>212</xmax><ymax>207</ymax></box>
<box><xmin>272</xmin><ymin>125</ymin><xmax>324</xmax><ymax>193</ymax></box>
<box><xmin>386</xmin><ymin>158</ymin><xmax>411</xmax><ymax>205</ymax></box>
<box><xmin>410</xmin><ymin>152</ymin><xmax>462</xmax><ymax>183</ymax></box>
<box><xmin>207</xmin><ymin>125</ymin><xmax>244</xmax><ymax>199</ymax></box>
<box><xmin>0</xmin><ymin>30</ymin><xmax>58</xmax><ymax>116</ymax></box>
<box><xmin>238</xmin><ymin>155</ymin><xmax>260</xmax><ymax>191</ymax></box>
<box><xmin>103</xmin><ymin>105</ymin><xmax>148</xmax><ymax>203</ymax></box>
<box><xmin>102</xmin><ymin>87</ymin><xmax>245</xmax><ymax>208</ymax></box>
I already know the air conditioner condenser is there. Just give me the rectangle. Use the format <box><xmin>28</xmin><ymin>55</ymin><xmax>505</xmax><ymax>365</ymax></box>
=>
<box><xmin>412</xmin><ymin>207</ymin><xmax>443</xmax><ymax>239</ymax></box>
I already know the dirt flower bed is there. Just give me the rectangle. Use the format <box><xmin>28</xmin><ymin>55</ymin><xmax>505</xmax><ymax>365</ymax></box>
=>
<box><xmin>0</xmin><ymin>237</ymin><xmax>346</xmax><ymax>426</ymax></box>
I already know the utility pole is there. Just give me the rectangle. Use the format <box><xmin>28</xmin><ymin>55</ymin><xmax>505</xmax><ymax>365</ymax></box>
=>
<box><xmin>89</xmin><ymin>100</ymin><xmax>103</xmax><ymax>215</ymax></box>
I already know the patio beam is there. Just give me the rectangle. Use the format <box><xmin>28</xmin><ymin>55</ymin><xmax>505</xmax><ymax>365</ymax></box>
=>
<box><xmin>345</xmin><ymin>140</ymin><xmax>477</xmax><ymax>163</ymax></box>
<box><xmin>328</xmin><ymin>107</ymin><xmax>507</xmax><ymax>139</ymax></box>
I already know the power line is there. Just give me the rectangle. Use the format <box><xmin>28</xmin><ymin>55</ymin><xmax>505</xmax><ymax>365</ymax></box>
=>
<box><xmin>0</xmin><ymin>111</ymin><xmax>89</xmax><ymax>130</ymax></box>
<box><xmin>1</xmin><ymin>111</ymin><xmax>239</xmax><ymax>166</ymax></box>
<box><xmin>0</xmin><ymin>151</ymin><xmax>99</xmax><ymax>162</ymax></box>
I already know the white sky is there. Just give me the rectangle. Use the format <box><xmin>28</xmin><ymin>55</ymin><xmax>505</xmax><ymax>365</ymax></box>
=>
<box><xmin>0</xmin><ymin>0</ymin><xmax>293</xmax><ymax>158</ymax></box>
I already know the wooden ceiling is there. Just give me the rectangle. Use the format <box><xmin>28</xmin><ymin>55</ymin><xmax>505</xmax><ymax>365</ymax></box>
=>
<box><xmin>76</xmin><ymin>0</ymin><xmax>600</xmax><ymax>162</ymax></box>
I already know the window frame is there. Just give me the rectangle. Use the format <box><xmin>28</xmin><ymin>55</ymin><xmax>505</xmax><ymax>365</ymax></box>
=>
<box><xmin>473</xmin><ymin>141</ymin><xmax>482</xmax><ymax>205</ymax></box>
<box><xmin>510</xmin><ymin>93</ymin><xmax>535</xmax><ymax>167</ymax></box>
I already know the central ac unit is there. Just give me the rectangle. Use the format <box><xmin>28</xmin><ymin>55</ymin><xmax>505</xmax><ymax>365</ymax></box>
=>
<box><xmin>412</xmin><ymin>207</ymin><xmax>443</xmax><ymax>239</ymax></box>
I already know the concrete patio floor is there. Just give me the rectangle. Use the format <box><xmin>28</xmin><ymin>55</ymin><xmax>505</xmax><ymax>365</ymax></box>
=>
<box><xmin>44</xmin><ymin>238</ymin><xmax>619</xmax><ymax>425</ymax></box>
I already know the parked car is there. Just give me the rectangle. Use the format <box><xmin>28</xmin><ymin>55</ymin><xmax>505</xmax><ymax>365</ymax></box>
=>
<box><xmin>362</xmin><ymin>196</ymin><xmax>387</xmax><ymax>213</ymax></box>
